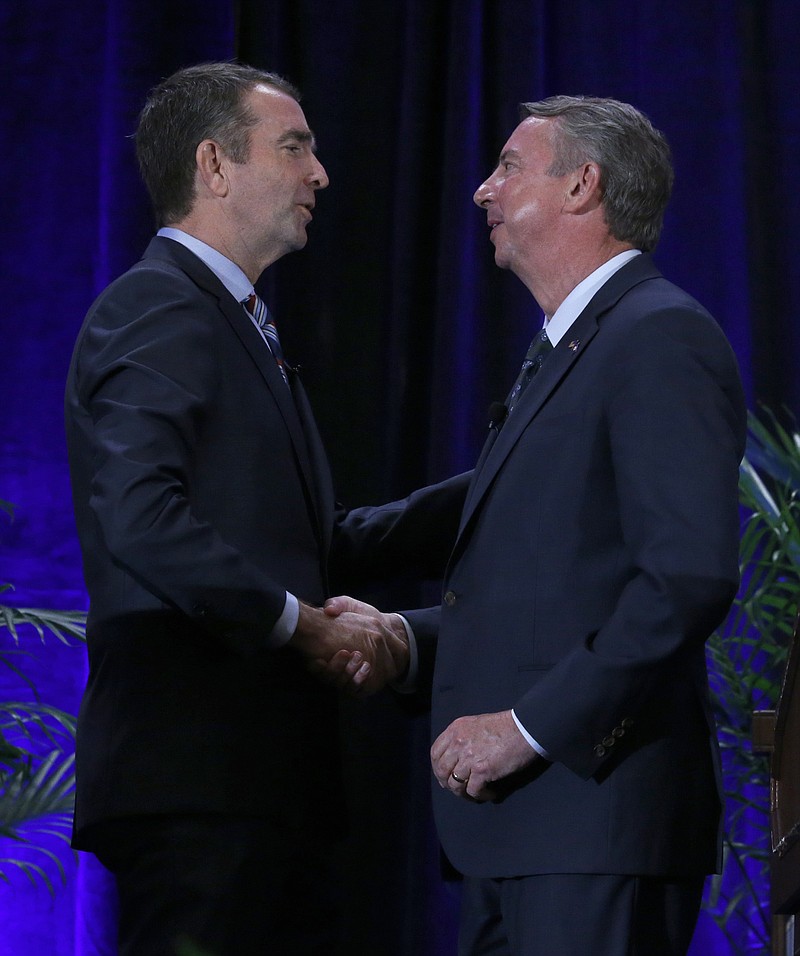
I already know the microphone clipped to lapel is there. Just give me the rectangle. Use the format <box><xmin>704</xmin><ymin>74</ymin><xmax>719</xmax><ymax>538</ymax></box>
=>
<box><xmin>488</xmin><ymin>401</ymin><xmax>508</xmax><ymax>432</ymax></box>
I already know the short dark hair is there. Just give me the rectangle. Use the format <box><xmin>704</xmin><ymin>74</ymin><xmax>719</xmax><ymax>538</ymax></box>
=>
<box><xmin>519</xmin><ymin>96</ymin><xmax>674</xmax><ymax>252</ymax></box>
<box><xmin>135</xmin><ymin>61</ymin><xmax>300</xmax><ymax>227</ymax></box>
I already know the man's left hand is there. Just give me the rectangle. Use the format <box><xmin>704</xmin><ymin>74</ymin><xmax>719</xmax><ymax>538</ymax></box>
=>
<box><xmin>430</xmin><ymin>710</ymin><xmax>538</xmax><ymax>801</ymax></box>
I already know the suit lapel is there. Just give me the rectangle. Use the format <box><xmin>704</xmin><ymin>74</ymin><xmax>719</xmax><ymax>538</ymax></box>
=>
<box><xmin>142</xmin><ymin>238</ymin><xmax>327</xmax><ymax>543</ymax></box>
<box><xmin>458</xmin><ymin>254</ymin><xmax>661</xmax><ymax>538</ymax></box>
<box><xmin>458</xmin><ymin>310</ymin><xmax>599</xmax><ymax>533</ymax></box>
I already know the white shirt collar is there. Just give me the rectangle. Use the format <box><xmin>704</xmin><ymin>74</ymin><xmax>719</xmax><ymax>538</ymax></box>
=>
<box><xmin>544</xmin><ymin>249</ymin><xmax>641</xmax><ymax>346</ymax></box>
<box><xmin>157</xmin><ymin>227</ymin><xmax>254</xmax><ymax>302</ymax></box>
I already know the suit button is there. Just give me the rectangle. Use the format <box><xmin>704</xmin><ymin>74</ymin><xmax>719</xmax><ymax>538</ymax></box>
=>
<box><xmin>444</xmin><ymin>590</ymin><xmax>457</xmax><ymax>606</ymax></box>
<box><xmin>602</xmin><ymin>736</ymin><xmax>615</xmax><ymax>748</ymax></box>
<box><xmin>594</xmin><ymin>744</ymin><xmax>606</xmax><ymax>757</ymax></box>
<box><xmin>612</xmin><ymin>727</ymin><xmax>625</xmax><ymax>738</ymax></box>
<box><xmin>621</xmin><ymin>718</ymin><xmax>634</xmax><ymax>729</ymax></box>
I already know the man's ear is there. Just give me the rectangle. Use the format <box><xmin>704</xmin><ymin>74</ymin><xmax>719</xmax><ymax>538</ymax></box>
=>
<box><xmin>564</xmin><ymin>161</ymin><xmax>602</xmax><ymax>213</ymax></box>
<box><xmin>195</xmin><ymin>140</ymin><xmax>229</xmax><ymax>198</ymax></box>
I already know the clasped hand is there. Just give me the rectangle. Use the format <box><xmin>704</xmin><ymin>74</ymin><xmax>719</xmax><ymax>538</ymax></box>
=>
<box><xmin>292</xmin><ymin>597</ymin><xmax>409</xmax><ymax>696</ymax></box>
<box><xmin>430</xmin><ymin>711</ymin><xmax>539</xmax><ymax>801</ymax></box>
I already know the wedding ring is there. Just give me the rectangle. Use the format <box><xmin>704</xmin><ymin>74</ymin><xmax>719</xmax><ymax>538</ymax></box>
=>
<box><xmin>451</xmin><ymin>770</ymin><xmax>469</xmax><ymax>784</ymax></box>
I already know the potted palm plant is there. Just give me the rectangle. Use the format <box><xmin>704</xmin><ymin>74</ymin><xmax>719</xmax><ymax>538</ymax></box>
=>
<box><xmin>0</xmin><ymin>498</ymin><xmax>86</xmax><ymax>889</ymax></box>
<box><xmin>705</xmin><ymin>409</ymin><xmax>800</xmax><ymax>954</ymax></box>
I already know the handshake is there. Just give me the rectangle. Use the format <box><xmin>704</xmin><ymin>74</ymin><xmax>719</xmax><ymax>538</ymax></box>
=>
<box><xmin>291</xmin><ymin>596</ymin><xmax>409</xmax><ymax>696</ymax></box>
<box><xmin>292</xmin><ymin>596</ymin><xmax>540</xmax><ymax>800</ymax></box>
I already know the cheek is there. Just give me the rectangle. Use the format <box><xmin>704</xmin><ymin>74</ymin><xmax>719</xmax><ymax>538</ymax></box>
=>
<box><xmin>507</xmin><ymin>197</ymin><xmax>540</xmax><ymax>225</ymax></box>
<box><xmin>514</xmin><ymin>198</ymin><xmax>540</xmax><ymax>216</ymax></box>
<box><xmin>501</xmin><ymin>199</ymin><xmax>541</xmax><ymax>247</ymax></box>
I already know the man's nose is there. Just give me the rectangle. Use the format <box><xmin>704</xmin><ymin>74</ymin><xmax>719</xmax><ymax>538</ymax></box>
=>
<box><xmin>473</xmin><ymin>178</ymin><xmax>494</xmax><ymax>208</ymax></box>
<box><xmin>308</xmin><ymin>155</ymin><xmax>329</xmax><ymax>190</ymax></box>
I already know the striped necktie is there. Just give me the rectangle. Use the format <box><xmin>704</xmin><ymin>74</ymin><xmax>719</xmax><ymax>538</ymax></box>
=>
<box><xmin>506</xmin><ymin>329</ymin><xmax>553</xmax><ymax>414</ymax></box>
<box><xmin>244</xmin><ymin>293</ymin><xmax>289</xmax><ymax>386</ymax></box>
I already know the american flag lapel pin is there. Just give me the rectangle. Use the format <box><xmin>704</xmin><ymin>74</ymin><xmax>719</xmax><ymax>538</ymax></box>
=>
<box><xmin>568</xmin><ymin>339</ymin><xmax>581</xmax><ymax>352</ymax></box>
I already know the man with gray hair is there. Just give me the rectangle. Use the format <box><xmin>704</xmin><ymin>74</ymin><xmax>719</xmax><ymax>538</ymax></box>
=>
<box><xmin>330</xmin><ymin>96</ymin><xmax>746</xmax><ymax>954</ymax></box>
<box><xmin>427</xmin><ymin>94</ymin><xmax>745</xmax><ymax>956</ymax></box>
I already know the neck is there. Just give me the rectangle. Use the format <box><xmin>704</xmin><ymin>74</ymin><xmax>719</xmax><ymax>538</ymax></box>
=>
<box><xmin>169</xmin><ymin>215</ymin><xmax>274</xmax><ymax>284</ymax></box>
<box><xmin>523</xmin><ymin>237</ymin><xmax>635</xmax><ymax>315</ymax></box>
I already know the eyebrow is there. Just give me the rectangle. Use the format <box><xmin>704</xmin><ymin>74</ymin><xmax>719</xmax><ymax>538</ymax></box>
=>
<box><xmin>498</xmin><ymin>148</ymin><xmax>522</xmax><ymax>165</ymax></box>
<box><xmin>277</xmin><ymin>128</ymin><xmax>317</xmax><ymax>149</ymax></box>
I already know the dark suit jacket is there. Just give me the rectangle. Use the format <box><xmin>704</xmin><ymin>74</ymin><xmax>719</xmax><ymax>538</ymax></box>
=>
<box><xmin>65</xmin><ymin>236</ymin><xmax>465</xmax><ymax>847</ymax></box>
<box><xmin>406</xmin><ymin>254</ymin><xmax>746</xmax><ymax>880</ymax></box>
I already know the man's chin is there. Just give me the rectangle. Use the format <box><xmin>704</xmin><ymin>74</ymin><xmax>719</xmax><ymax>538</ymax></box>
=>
<box><xmin>285</xmin><ymin>229</ymin><xmax>309</xmax><ymax>253</ymax></box>
<box><xmin>493</xmin><ymin>249</ymin><xmax>511</xmax><ymax>270</ymax></box>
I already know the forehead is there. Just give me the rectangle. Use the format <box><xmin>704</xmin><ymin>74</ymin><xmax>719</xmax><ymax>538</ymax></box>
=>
<box><xmin>246</xmin><ymin>84</ymin><xmax>310</xmax><ymax>136</ymax></box>
<box><xmin>500</xmin><ymin>116</ymin><xmax>555</xmax><ymax>165</ymax></box>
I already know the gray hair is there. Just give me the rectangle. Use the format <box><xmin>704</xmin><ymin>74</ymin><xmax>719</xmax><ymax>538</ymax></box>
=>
<box><xmin>520</xmin><ymin>96</ymin><xmax>673</xmax><ymax>252</ymax></box>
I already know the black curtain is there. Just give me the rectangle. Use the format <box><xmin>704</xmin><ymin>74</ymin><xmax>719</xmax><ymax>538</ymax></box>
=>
<box><xmin>1</xmin><ymin>1</ymin><xmax>798</xmax><ymax>953</ymax></box>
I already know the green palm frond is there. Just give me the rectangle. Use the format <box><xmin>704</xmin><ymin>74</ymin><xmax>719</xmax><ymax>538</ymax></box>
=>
<box><xmin>0</xmin><ymin>854</ymin><xmax>67</xmax><ymax>893</ymax></box>
<box><xmin>0</xmin><ymin>502</ymin><xmax>86</xmax><ymax>647</ymax></box>
<box><xmin>745</xmin><ymin>408</ymin><xmax>800</xmax><ymax>489</ymax></box>
<box><xmin>0</xmin><ymin>501</ymin><xmax>85</xmax><ymax>890</ymax></box>
<box><xmin>0</xmin><ymin>701</ymin><xmax>77</xmax><ymax>754</ymax></box>
<box><xmin>0</xmin><ymin>711</ymin><xmax>77</xmax><ymax>888</ymax></box>
<box><xmin>706</xmin><ymin>408</ymin><xmax>800</xmax><ymax>953</ymax></box>
<box><xmin>0</xmin><ymin>603</ymin><xmax>86</xmax><ymax>645</ymax></box>
<box><xmin>0</xmin><ymin>750</ymin><xmax>75</xmax><ymax>829</ymax></box>
<box><xmin>0</xmin><ymin>703</ymin><xmax>77</xmax><ymax>829</ymax></box>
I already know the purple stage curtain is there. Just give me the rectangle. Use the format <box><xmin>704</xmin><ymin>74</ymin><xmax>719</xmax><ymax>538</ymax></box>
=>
<box><xmin>1</xmin><ymin>3</ymin><xmax>235</xmax><ymax>954</ymax></box>
<box><xmin>2</xmin><ymin>1</ymin><xmax>799</xmax><ymax>953</ymax></box>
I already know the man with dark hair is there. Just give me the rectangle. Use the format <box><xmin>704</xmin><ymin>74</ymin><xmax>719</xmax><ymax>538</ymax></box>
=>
<box><xmin>65</xmin><ymin>61</ymin><xmax>464</xmax><ymax>956</ymax></box>
<box><xmin>135</xmin><ymin>62</ymin><xmax>302</xmax><ymax>227</ymax></box>
<box><xmin>329</xmin><ymin>96</ymin><xmax>746</xmax><ymax>955</ymax></box>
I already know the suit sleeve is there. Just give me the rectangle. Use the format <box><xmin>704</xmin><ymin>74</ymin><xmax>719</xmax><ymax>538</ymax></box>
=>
<box><xmin>72</xmin><ymin>270</ymin><xmax>288</xmax><ymax>650</ymax></box>
<box><xmin>397</xmin><ymin>606</ymin><xmax>442</xmax><ymax>702</ymax></box>
<box><xmin>329</xmin><ymin>475</ymin><xmax>467</xmax><ymax>702</ymax></box>
<box><xmin>513</xmin><ymin>306</ymin><xmax>746</xmax><ymax>779</ymax></box>
<box><xmin>330</xmin><ymin>471</ymin><xmax>472</xmax><ymax>591</ymax></box>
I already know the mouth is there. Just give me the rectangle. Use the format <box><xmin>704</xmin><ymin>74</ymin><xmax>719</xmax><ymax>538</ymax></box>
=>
<box><xmin>487</xmin><ymin>218</ymin><xmax>502</xmax><ymax>230</ymax></box>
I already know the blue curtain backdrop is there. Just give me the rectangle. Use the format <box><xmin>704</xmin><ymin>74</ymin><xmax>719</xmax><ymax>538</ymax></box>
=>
<box><xmin>1</xmin><ymin>0</ymin><xmax>798</xmax><ymax>953</ymax></box>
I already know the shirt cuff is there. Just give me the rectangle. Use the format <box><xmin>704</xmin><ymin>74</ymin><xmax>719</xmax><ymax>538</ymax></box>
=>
<box><xmin>511</xmin><ymin>709</ymin><xmax>551</xmax><ymax>759</ymax></box>
<box><xmin>267</xmin><ymin>592</ymin><xmax>299</xmax><ymax>648</ymax></box>
<box><xmin>390</xmin><ymin>614</ymin><xmax>418</xmax><ymax>694</ymax></box>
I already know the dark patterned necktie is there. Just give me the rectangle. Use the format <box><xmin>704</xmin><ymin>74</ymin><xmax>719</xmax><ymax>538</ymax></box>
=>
<box><xmin>506</xmin><ymin>329</ymin><xmax>553</xmax><ymax>414</ymax></box>
<box><xmin>244</xmin><ymin>293</ymin><xmax>289</xmax><ymax>386</ymax></box>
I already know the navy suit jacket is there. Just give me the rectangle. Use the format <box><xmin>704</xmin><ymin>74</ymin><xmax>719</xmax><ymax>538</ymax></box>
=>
<box><xmin>65</xmin><ymin>236</ymin><xmax>466</xmax><ymax>846</ymax></box>
<box><xmin>406</xmin><ymin>254</ymin><xmax>746</xmax><ymax>879</ymax></box>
